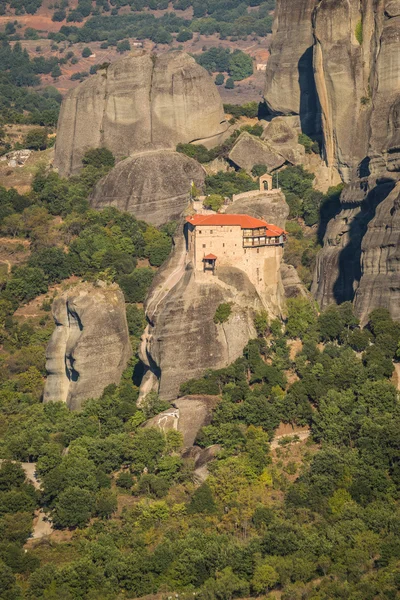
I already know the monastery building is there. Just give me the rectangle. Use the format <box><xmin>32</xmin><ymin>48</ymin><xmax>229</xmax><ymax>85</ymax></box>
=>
<box><xmin>185</xmin><ymin>214</ymin><xmax>286</xmax><ymax>299</ymax></box>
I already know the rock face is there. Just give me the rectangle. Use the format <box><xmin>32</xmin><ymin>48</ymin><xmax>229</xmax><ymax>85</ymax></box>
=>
<box><xmin>226</xmin><ymin>189</ymin><xmax>289</xmax><ymax>229</ymax></box>
<box><xmin>138</xmin><ymin>226</ymin><xmax>274</xmax><ymax>401</ymax></box>
<box><xmin>228</xmin><ymin>122</ymin><xmax>305</xmax><ymax>173</ymax></box>
<box><xmin>141</xmin><ymin>264</ymin><xmax>263</xmax><ymax>401</ymax></box>
<box><xmin>267</xmin><ymin>0</ymin><xmax>400</xmax><ymax>320</ymax></box>
<box><xmin>44</xmin><ymin>282</ymin><xmax>132</xmax><ymax>410</ymax></box>
<box><xmin>145</xmin><ymin>395</ymin><xmax>219</xmax><ymax>449</ymax></box>
<box><xmin>54</xmin><ymin>50</ymin><xmax>229</xmax><ymax>176</ymax></box>
<box><xmin>229</xmin><ymin>132</ymin><xmax>285</xmax><ymax>173</ymax></box>
<box><xmin>264</xmin><ymin>0</ymin><xmax>319</xmax><ymax>135</ymax></box>
<box><xmin>90</xmin><ymin>150</ymin><xmax>206</xmax><ymax>226</ymax></box>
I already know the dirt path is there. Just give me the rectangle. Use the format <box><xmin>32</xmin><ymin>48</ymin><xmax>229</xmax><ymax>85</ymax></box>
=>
<box><xmin>392</xmin><ymin>362</ymin><xmax>400</xmax><ymax>391</ymax></box>
<box><xmin>0</xmin><ymin>460</ymin><xmax>54</xmax><ymax>541</ymax></box>
<box><xmin>270</xmin><ymin>428</ymin><xmax>310</xmax><ymax>450</ymax></box>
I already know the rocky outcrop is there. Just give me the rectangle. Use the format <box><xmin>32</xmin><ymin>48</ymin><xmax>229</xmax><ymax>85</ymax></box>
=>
<box><xmin>228</xmin><ymin>132</ymin><xmax>285</xmax><ymax>173</ymax></box>
<box><xmin>138</xmin><ymin>226</ymin><xmax>273</xmax><ymax>400</ymax></box>
<box><xmin>145</xmin><ymin>395</ymin><xmax>219</xmax><ymax>449</ymax></box>
<box><xmin>266</xmin><ymin>0</ymin><xmax>400</xmax><ymax>319</ymax></box>
<box><xmin>90</xmin><ymin>150</ymin><xmax>206</xmax><ymax>226</ymax></box>
<box><xmin>228</xmin><ymin>123</ymin><xmax>305</xmax><ymax>173</ymax></box>
<box><xmin>262</xmin><ymin>117</ymin><xmax>306</xmax><ymax>166</ymax></box>
<box><xmin>44</xmin><ymin>282</ymin><xmax>132</xmax><ymax>410</ymax></box>
<box><xmin>264</xmin><ymin>0</ymin><xmax>319</xmax><ymax>135</ymax></box>
<box><xmin>55</xmin><ymin>50</ymin><xmax>229</xmax><ymax>176</ymax></box>
<box><xmin>226</xmin><ymin>189</ymin><xmax>289</xmax><ymax>229</ymax></box>
<box><xmin>354</xmin><ymin>182</ymin><xmax>400</xmax><ymax>324</ymax></box>
<box><xmin>140</xmin><ymin>264</ymin><xmax>263</xmax><ymax>401</ymax></box>
<box><xmin>281</xmin><ymin>263</ymin><xmax>308</xmax><ymax>298</ymax></box>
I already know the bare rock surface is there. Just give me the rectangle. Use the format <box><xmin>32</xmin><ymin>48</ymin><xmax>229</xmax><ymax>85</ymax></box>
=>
<box><xmin>140</xmin><ymin>265</ymin><xmax>263</xmax><ymax>401</ymax></box>
<box><xmin>280</xmin><ymin>263</ymin><xmax>308</xmax><ymax>299</ymax></box>
<box><xmin>90</xmin><ymin>150</ymin><xmax>206</xmax><ymax>226</ymax></box>
<box><xmin>266</xmin><ymin>0</ymin><xmax>400</xmax><ymax>319</ymax></box>
<box><xmin>145</xmin><ymin>395</ymin><xmax>219</xmax><ymax>449</ymax></box>
<box><xmin>226</xmin><ymin>189</ymin><xmax>289</xmax><ymax>229</ymax></box>
<box><xmin>55</xmin><ymin>50</ymin><xmax>229</xmax><ymax>176</ymax></box>
<box><xmin>354</xmin><ymin>182</ymin><xmax>400</xmax><ymax>324</ymax></box>
<box><xmin>262</xmin><ymin>117</ymin><xmax>306</xmax><ymax>165</ymax></box>
<box><xmin>44</xmin><ymin>281</ymin><xmax>132</xmax><ymax>410</ymax></box>
<box><xmin>229</xmin><ymin>127</ymin><xmax>305</xmax><ymax>173</ymax></box>
<box><xmin>264</xmin><ymin>0</ymin><xmax>319</xmax><ymax>135</ymax></box>
<box><xmin>228</xmin><ymin>132</ymin><xmax>285</xmax><ymax>173</ymax></box>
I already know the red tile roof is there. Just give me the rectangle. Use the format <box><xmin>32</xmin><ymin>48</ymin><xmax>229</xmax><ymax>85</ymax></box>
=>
<box><xmin>203</xmin><ymin>253</ymin><xmax>218</xmax><ymax>260</ymax></box>
<box><xmin>186</xmin><ymin>214</ymin><xmax>286</xmax><ymax>236</ymax></box>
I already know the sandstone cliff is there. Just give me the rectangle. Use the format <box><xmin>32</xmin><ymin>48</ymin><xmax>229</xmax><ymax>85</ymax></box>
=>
<box><xmin>44</xmin><ymin>281</ymin><xmax>132</xmax><ymax>410</ymax></box>
<box><xmin>267</xmin><ymin>0</ymin><xmax>400</xmax><ymax>320</ymax></box>
<box><xmin>228</xmin><ymin>119</ymin><xmax>305</xmax><ymax>173</ymax></box>
<box><xmin>90</xmin><ymin>150</ymin><xmax>206</xmax><ymax>226</ymax></box>
<box><xmin>137</xmin><ymin>223</ymin><xmax>285</xmax><ymax>401</ymax></box>
<box><xmin>264</xmin><ymin>0</ymin><xmax>319</xmax><ymax>135</ymax></box>
<box><xmin>55</xmin><ymin>51</ymin><xmax>229</xmax><ymax>176</ymax></box>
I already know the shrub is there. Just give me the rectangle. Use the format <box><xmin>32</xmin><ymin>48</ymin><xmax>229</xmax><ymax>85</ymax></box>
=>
<box><xmin>82</xmin><ymin>147</ymin><xmax>115</xmax><ymax>169</ymax></box>
<box><xmin>118</xmin><ymin>268</ymin><xmax>154</xmax><ymax>303</ymax></box>
<box><xmin>252</xmin><ymin>164</ymin><xmax>268</xmax><ymax>177</ymax></box>
<box><xmin>117</xmin><ymin>39</ymin><xmax>130</xmax><ymax>53</ymax></box>
<box><xmin>203</xmin><ymin>194</ymin><xmax>224</xmax><ymax>212</ymax></box>
<box><xmin>355</xmin><ymin>20</ymin><xmax>363</xmax><ymax>45</ymax></box>
<box><xmin>116</xmin><ymin>472</ymin><xmax>133</xmax><ymax>489</ymax></box>
<box><xmin>24</xmin><ymin>128</ymin><xmax>48</xmax><ymax>151</ymax></box>
<box><xmin>214</xmin><ymin>303</ymin><xmax>232</xmax><ymax>324</ymax></box>
<box><xmin>176</xmin><ymin>29</ymin><xmax>193</xmax><ymax>42</ymax></box>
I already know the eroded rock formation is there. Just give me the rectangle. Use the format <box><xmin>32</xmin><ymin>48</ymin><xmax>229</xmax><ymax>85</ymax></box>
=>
<box><xmin>90</xmin><ymin>150</ymin><xmax>206</xmax><ymax>226</ymax></box>
<box><xmin>264</xmin><ymin>0</ymin><xmax>319</xmax><ymax>135</ymax></box>
<box><xmin>145</xmin><ymin>395</ymin><xmax>219</xmax><ymax>449</ymax></box>
<box><xmin>138</xmin><ymin>225</ymin><xmax>283</xmax><ymax>401</ymax></box>
<box><xmin>267</xmin><ymin>0</ymin><xmax>400</xmax><ymax>320</ymax></box>
<box><xmin>55</xmin><ymin>50</ymin><xmax>229</xmax><ymax>176</ymax></box>
<box><xmin>228</xmin><ymin>118</ymin><xmax>305</xmax><ymax>173</ymax></box>
<box><xmin>44</xmin><ymin>282</ymin><xmax>132</xmax><ymax>410</ymax></box>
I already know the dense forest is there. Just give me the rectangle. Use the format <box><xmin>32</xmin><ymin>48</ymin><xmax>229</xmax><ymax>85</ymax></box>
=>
<box><xmin>0</xmin><ymin>136</ymin><xmax>398</xmax><ymax>598</ymax></box>
<box><xmin>0</xmin><ymin>0</ymin><xmax>399</xmax><ymax>596</ymax></box>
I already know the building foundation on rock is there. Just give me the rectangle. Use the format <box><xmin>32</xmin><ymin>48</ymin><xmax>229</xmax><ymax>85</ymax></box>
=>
<box><xmin>185</xmin><ymin>214</ymin><xmax>286</xmax><ymax>300</ymax></box>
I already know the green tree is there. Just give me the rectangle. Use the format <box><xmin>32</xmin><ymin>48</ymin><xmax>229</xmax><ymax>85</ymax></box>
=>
<box><xmin>117</xmin><ymin>39</ymin><xmax>131</xmax><ymax>53</ymax></box>
<box><xmin>215</xmin><ymin>73</ymin><xmax>224</xmax><ymax>86</ymax></box>
<box><xmin>0</xmin><ymin>462</ymin><xmax>25</xmax><ymax>491</ymax></box>
<box><xmin>53</xmin><ymin>487</ymin><xmax>94</xmax><ymax>528</ymax></box>
<box><xmin>24</xmin><ymin>128</ymin><xmax>48</xmax><ymax>150</ymax></box>
<box><xmin>177</xmin><ymin>29</ymin><xmax>193</xmax><ymax>42</ymax></box>
<box><xmin>228</xmin><ymin>50</ymin><xmax>253</xmax><ymax>81</ymax></box>
<box><xmin>225</xmin><ymin>77</ymin><xmax>234</xmax><ymax>89</ymax></box>
<box><xmin>82</xmin><ymin>147</ymin><xmax>115</xmax><ymax>169</ymax></box>
<box><xmin>203</xmin><ymin>194</ymin><xmax>225</xmax><ymax>212</ymax></box>
<box><xmin>214</xmin><ymin>303</ymin><xmax>232</xmax><ymax>324</ymax></box>
<box><xmin>95</xmin><ymin>489</ymin><xmax>117</xmax><ymax>519</ymax></box>
<box><xmin>126</xmin><ymin>304</ymin><xmax>146</xmax><ymax>337</ymax></box>
<box><xmin>51</xmin><ymin>64</ymin><xmax>62</xmax><ymax>79</ymax></box>
<box><xmin>116</xmin><ymin>471</ymin><xmax>133</xmax><ymax>489</ymax></box>
<box><xmin>188</xmin><ymin>483</ymin><xmax>216</xmax><ymax>514</ymax></box>
<box><xmin>252</xmin><ymin>561</ymin><xmax>279</xmax><ymax>593</ymax></box>
<box><xmin>28</xmin><ymin>247</ymin><xmax>71</xmax><ymax>283</ymax></box>
<box><xmin>82</xmin><ymin>47</ymin><xmax>92</xmax><ymax>57</ymax></box>
<box><xmin>286</xmin><ymin>297</ymin><xmax>317</xmax><ymax>339</ymax></box>
<box><xmin>118</xmin><ymin>268</ymin><xmax>155</xmax><ymax>303</ymax></box>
